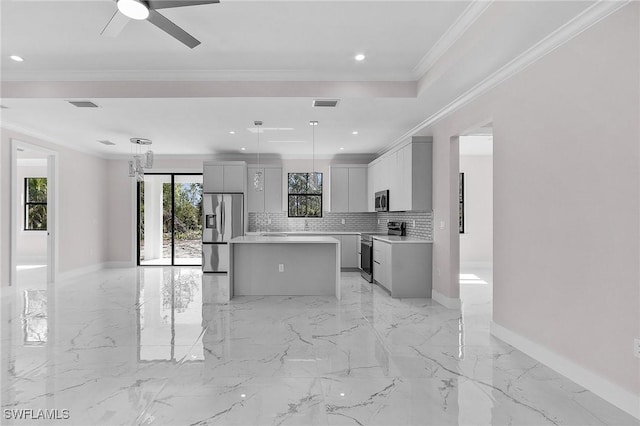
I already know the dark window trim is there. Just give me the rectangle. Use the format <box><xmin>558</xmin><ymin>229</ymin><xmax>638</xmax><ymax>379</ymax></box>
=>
<box><xmin>287</xmin><ymin>172</ymin><xmax>323</xmax><ymax>218</ymax></box>
<box><xmin>459</xmin><ymin>172</ymin><xmax>465</xmax><ymax>234</ymax></box>
<box><xmin>136</xmin><ymin>172</ymin><xmax>203</xmax><ymax>267</ymax></box>
<box><xmin>24</xmin><ymin>177</ymin><xmax>47</xmax><ymax>231</ymax></box>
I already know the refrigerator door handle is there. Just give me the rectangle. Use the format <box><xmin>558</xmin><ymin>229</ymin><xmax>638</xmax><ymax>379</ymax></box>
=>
<box><xmin>220</xmin><ymin>198</ymin><xmax>226</xmax><ymax>241</ymax></box>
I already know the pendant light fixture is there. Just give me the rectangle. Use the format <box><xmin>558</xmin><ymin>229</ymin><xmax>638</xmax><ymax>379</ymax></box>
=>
<box><xmin>309</xmin><ymin>120</ymin><xmax>319</xmax><ymax>188</ymax></box>
<box><xmin>253</xmin><ymin>121</ymin><xmax>264</xmax><ymax>192</ymax></box>
<box><xmin>128</xmin><ymin>138</ymin><xmax>153</xmax><ymax>181</ymax></box>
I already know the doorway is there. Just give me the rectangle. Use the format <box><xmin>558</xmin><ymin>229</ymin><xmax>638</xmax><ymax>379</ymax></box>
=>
<box><xmin>137</xmin><ymin>173</ymin><xmax>203</xmax><ymax>266</ymax></box>
<box><xmin>11</xmin><ymin>140</ymin><xmax>57</xmax><ymax>286</ymax></box>
<box><xmin>458</xmin><ymin>126</ymin><xmax>493</xmax><ymax>302</ymax></box>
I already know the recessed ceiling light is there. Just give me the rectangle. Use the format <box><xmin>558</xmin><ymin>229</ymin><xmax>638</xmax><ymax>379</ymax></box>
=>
<box><xmin>10</xmin><ymin>55</ymin><xmax>24</xmax><ymax>62</ymax></box>
<box><xmin>117</xmin><ymin>0</ymin><xmax>149</xmax><ymax>20</ymax></box>
<box><xmin>352</xmin><ymin>131</ymin><xmax>358</xmax><ymax>135</ymax></box>
<box><xmin>339</xmin><ymin>147</ymin><xmax>345</xmax><ymax>151</ymax></box>
<box><xmin>309</xmin><ymin>121</ymin><xmax>318</xmax><ymax>126</ymax></box>
<box><xmin>240</xmin><ymin>147</ymin><xmax>246</xmax><ymax>151</ymax></box>
<box><xmin>354</xmin><ymin>54</ymin><xmax>365</xmax><ymax>61</ymax></box>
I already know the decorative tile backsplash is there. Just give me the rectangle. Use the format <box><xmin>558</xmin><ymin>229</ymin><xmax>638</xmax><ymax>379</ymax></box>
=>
<box><xmin>249</xmin><ymin>211</ymin><xmax>378</xmax><ymax>233</ymax></box>
<box><xmin>249</xmin><ymin>210</ymin><xmax>433</xmax><ymax>241</ymax></box>
<box><xmin>376</xmin><ymin>211</ymin><xmax>433</xmax><ymax>241</ymax></box>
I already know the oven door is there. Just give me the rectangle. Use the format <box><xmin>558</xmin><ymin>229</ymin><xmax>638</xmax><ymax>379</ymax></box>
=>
<box><xmin>360</xmin><ymin>239</ymin><xmax>373</xmax><ymax>282</ymax></box>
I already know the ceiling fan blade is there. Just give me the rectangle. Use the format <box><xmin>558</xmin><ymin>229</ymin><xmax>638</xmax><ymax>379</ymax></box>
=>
<box><xmin>101</xmin><ymin>10</ymin><xmax>130</xmax><ymax>37</ymax></box>
<box><xmin>147</xmin><ymin>9</ymin><xmax>201</xmax><ymax>48</ymax></box>
<box><xmin>148</xmin><ymin>0</ymin><xmax>219</xmax><ymax>10</ymax></box>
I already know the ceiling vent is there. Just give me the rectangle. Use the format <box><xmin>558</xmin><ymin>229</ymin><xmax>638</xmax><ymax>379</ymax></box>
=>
<box><xmin>0</xmin><ymin>105</ymin><xmax>8</xmax><ymax>109</ymax></box>
<box><xmin>97</xmin><ymin>140</ymin><xmax>116</xmax><ymax>146</ymax></box>
<box><xmin>313</xmin><ymin>99</ymin><xmax>339</xmax><ymax>108</ymax></box>
<box><xmin>67</xmin><ymin>100</ymin><xmax>99</xmax><ymax>108</ymax></box>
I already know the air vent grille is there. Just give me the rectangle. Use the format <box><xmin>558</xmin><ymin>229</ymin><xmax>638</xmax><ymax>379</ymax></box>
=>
<box><xmin>0</xmin><ymin>105</ymin><xmax>8</xmax><ymax>109</ymax></box>
<box><xmin>67</xmin><ymin>101</ymin><xmax>99</xmax><ymax>108</ymax></box>
<box><xmin>98</xmin><ymin>140</ymin><xmax>116</xmax><ymax>146</ymax></box>
<box><xmin>313</xmin><ymin>99</ymin><xmax>339</xmax><ymax>108</ymax></box>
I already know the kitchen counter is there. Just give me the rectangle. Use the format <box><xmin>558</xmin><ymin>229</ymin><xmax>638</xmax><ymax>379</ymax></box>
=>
<box><xmin>228</xmin><ymin>235</ymin><xmax>341</xmax><ymax>299</ymax></box>
<box><xmin>232</xmin><ymin>235</ymin><xmax>340</xmax><ymax>244</ymax></box>
<box><xmin>372</xmin><ymin>235</ymin><xmax>432</xmax><ymax>244</ymax></box>
<box><xmin>246</xmin><ymin>231</ymin><xmax>374</xmax><ymax>236</ymax></box>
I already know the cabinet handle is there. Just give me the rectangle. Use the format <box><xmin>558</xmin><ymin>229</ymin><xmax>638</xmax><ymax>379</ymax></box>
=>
<box><xmin>374</xmin><ymin>261</ymin><xmax>380</xmax><ymax>264</ymax></box>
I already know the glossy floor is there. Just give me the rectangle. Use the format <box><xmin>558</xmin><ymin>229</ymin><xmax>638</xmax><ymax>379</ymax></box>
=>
<box><xmin>1</xmin><ymin>267</ymin><xmax>637</xmax><ymax>425</ymax></box>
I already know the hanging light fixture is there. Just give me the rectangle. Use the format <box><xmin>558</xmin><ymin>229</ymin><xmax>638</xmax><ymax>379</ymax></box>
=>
<box><xmin>309</xmin><ymin>121</ymin><xmax>319</xmax><ymax>188</ymax></box>
<box><xmin>128</xmin><ymin>138</ymin><xmax>153</xmax><ymax>181</ymax></box>
<box><xmin>253</xmin><ymin>121</ymin><xmax>264</xmax><ymax>191</ymax></box>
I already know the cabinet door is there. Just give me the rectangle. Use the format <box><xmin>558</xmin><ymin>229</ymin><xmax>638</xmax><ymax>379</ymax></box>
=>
<box><xmin>372</xmin><ymin>241</ymin><xmax>386</xmax><ymax>286</ymax></box>
<box><xmin>247</xmin><ymin>167</ymin><xmax>265</xmax><ymax>212</ymax></box>
<box><xmin>340</xmin><ymin>235</ymin><xmax>358</xmax><ymax>268</ymax></box>
<box><xmin>331</xmin><ymin>167</ymin><xmax>349</xmax><ymax>212</ymax></box>
<box><xmin>381</xmin><ymin>242</ymin><xmax>392</xmax><ymax>292</ymax></box>
<box><xmin>348</xmin><ymin>168</ymin><xmax>367</xmax><ymax>212</ymax></box>
<box><xmin>223</xmin><ymin>165</ymin><xmax>245</xmax><ymax>192</ymax></box>
<box><xmin>264</xmin><ymin>168</ymin><xmax>282</xmax><ymax>212</ymax></box>
<box><xmin>203</xmin><ymin>165</ymin><xmax>224</xmax><ymax>192</ymax></box>
<box><xmin>367</xmin><ymin>165</ymin><xmax>375</xmax><ymax>212</ymax></box>
<box><xmin>357</xmin><ymin>235</ymin><xmax>362</xmax><ymax>269</ymax></box>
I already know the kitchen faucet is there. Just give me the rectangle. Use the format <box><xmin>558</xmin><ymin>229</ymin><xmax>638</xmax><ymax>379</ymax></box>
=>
<box><xmin>304</xmin><ymin>219</ymin><xmax>310</xmax><ymax>231</ymax></box>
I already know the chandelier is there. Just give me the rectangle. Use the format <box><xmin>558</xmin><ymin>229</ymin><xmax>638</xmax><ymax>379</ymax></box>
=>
<box><xmin>128</xmin><ymin>138</ymin><xmax>153</xmax><ymax>181</ymax></box>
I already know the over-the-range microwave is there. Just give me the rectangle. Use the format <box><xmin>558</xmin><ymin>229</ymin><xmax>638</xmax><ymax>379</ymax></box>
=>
<box><xmin>375</xmin><ymin>190</ymin><xmax>389</xmax><ymax>212</ymax></box>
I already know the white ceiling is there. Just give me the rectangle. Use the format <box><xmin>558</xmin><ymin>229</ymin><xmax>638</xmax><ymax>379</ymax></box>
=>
<box><xmin>0</xmin><ymin>0</ymin><xmax>596</xmax><ymax>159</ymax></box>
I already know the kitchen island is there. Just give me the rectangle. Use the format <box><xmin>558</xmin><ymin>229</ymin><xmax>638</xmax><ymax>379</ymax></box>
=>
<box><xmin>228</xmin><ymin>235</ymin><xmax>341</xmax><ymax>299</ymax></box>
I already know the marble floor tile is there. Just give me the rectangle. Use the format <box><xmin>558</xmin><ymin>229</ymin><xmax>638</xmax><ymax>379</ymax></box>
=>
<box><xmin>1</xmin><ymin>268</ymin><xmax>637</xmax><ymax>425</ymax></box>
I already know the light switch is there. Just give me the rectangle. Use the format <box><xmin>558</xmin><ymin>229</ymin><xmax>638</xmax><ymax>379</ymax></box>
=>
<box><xmin>341</xmin><ymin>219</ymin><xmax>346</xmax><ymax>225</ymax></box>
<box><xmin>440</xmin><ymin>221</ymin><xmax>445</xmax><ymax>230</ymax></box>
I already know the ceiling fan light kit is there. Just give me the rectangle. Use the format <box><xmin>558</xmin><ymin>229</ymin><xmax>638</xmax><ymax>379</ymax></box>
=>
<box><xmin>117</xmin><ymin>0</ymin><xmax>149</xmax><ymax>20</ymax></box>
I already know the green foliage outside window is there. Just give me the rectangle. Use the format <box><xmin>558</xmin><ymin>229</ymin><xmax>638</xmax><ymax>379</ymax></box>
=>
<box><xmin>288</xmin><ymin>172</ymin><xmax>323</xmax><ymax>217</ymax></box>
<box><xmin>25</xmin><ymin>178</ymin><xmax>47</xmax><ymax>231</ymax></box>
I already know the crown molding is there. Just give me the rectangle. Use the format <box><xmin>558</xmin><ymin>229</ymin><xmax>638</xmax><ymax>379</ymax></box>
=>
<box><xmin>1</xmin><ymin>121</ymin><xmax>107</xmax><ymax>159</ymax></box>
<box><xmin>381</xmin><ymin>0</ymin><xmax>631</xmax><ymax>157</ymax></box>
<box><xmin>413</xmin><ymin>0</ymin><xmax>493</xmax><ymax>79</ymax></box>
<box><xmin>1</xmin><ymin>69</ymin><xmax>417</xmax><ymax>83</ymax></box>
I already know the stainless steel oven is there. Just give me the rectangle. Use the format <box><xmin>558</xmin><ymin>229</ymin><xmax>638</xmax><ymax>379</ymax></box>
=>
<box><xmin>360</xmin><ymin>234</ymin><xmax>375</xmax><ymax>282</ymax></box>
<box><xmin>360</xmin><ymin>221</ymin><xmax>406</xmax><ymax>282</ymax></box>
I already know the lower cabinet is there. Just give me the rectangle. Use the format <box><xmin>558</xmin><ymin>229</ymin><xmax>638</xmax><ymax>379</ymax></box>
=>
<box><xmin>372</xmin><ymin>239</ymin><xmax>433</xmax><ymax>298</ymax></box>
<box><xmin>339</xmin><ymin>235</ymin><xmax>359</xmax><ymax>269</ymax></box>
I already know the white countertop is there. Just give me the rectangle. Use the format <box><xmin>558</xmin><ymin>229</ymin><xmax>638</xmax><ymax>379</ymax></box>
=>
<box><xmin>372</xmin><ymin>235</ymin><xmax>432</xmax><ymax>244</ymax></box>
<box><xmin>230</xmin><ymin>235</ymin><xmax>340</xmax><ymax>244</ymax></box>
<box><xmin>246</xmin><ymin>231</ymin><xmax>374</xmax><ymax>236</ymax></box>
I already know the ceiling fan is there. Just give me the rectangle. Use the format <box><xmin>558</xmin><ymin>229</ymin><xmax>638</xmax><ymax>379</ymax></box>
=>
<box><xmin>101</xmin><ymin>0</ymin><xmax>219</xmax><ymax>49</ymax></box>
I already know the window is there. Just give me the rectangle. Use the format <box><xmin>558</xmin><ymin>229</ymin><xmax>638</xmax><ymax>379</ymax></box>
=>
<box><xmin>459</xmin><ymin>172</ymin><xmax>465</xmax><ymax>234</ymax></box>
<box><xmin>288</xmin><ymin>172</ymin><xmax>323</xmax><ymax>217</ymax></box>
<box><xmin>24</xmin><ymin>177</ymin><xmax>47</xmax><ymax>231</ymax></box>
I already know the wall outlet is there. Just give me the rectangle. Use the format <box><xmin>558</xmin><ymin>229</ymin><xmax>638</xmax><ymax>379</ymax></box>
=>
<box><xmin>634</xmin><ymin>338</ymin><xmax>640</xmax><ymax>359</ymax></box>
<box><xmin>278</xmin><ymin>264</ymin><xmax>284</xmax><ymax>272</ymax></box>
<box><xmin>440</xmin><ymin>221</ymin><xmax>445</xmax><ymax>230</ymax></box>
<box><xmin>341</xmin><ymin>219</ymin><xmax>346</xmax><ymax>225</ymax></box>
<box><xmin>412</xmin><ymin>220</ymin><xmax>416</xmax><ymax>228</ymax></box>
<box><xmin>377</xmin><ymin>219</ymin><xmax>380</xmax><ymax>225</ymax></box>
<box><xmin>267</xmin><ymin>218</ymin><xmax>272</xmax><ymax>225</ymax></box>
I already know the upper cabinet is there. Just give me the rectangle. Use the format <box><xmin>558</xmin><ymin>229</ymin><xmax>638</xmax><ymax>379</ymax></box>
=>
<box><xmin>203</xmin><ymin>162</ymin><xmax>247</xmax><ymax>193</ymax></box>
<box><xmin>247</xmin><ymin>166</ymin><xmax>283</xmax><ymax>213</ymax></box>
<box><xmin>330</xmin><ymin>165</ymin><xmax>368</xmax><ymax>212</ymax></box>
<box><xmin>368</xmin><ymin>137</ymin><xmax>432</xmax><ymax>212</ymax></box>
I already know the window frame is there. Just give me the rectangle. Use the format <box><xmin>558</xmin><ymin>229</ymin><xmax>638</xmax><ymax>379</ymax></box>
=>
<box><xmin>287</xmin><ymin>172</ymin><xmax>323</xmax><ymax>218</ymax></box>
<box><xmin>24</xmin><ymin>177</ymin><xmax>47</xmax><ymax>231</ymax></box>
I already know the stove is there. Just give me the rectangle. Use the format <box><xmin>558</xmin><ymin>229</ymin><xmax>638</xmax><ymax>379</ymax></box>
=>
<box><xmin>360</xmin><ymin>221</ymin><xmax>406</xmax><ymax>282</ymax></box>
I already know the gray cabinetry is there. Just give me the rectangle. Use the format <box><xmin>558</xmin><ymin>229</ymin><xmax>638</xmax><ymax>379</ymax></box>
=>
<box><xmin>339</xmin><ymin>235</ymin><xmax>359</xmax><ymax>269</ymax></box>
<box><xmin>204</xmin><ymin>162</ymin><xmax>247</xmax><ymax>193</ymax></box>
<box><xmin>331</xmin><ymin>165</ymin><xmax>368</xmax><ymax>212</ymax></box>
<box><xmin>373</xmin><ymin>238</ymin><xmax>433</xmax><ymax>298</ymax></box>
<box><xmin>247</xmin><ymin>167</ymin><xmax>282</xmax><ymax>213</ymax></box>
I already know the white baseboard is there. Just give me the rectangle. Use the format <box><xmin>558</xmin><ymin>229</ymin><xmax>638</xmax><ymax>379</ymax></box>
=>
<box><xmin>491</xmin><ymin>322</ymin><xmax>640</xmax><ymax>420</ymax></box>
<box><xmin>105</xmin><ymin>261</ymin><xmax>135</xmax><ymax>269</ymax></box>
<box><xmin>432</xmin><ymin>290</ymin><xmax>461</xmax><ymax>309</ymax></box>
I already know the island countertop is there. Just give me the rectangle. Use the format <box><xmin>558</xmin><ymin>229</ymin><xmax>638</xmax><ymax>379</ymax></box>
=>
<box><xmin>230</xmin><ymin>235</ymin><xmax>340</xmax><ymax>244</ymax></box>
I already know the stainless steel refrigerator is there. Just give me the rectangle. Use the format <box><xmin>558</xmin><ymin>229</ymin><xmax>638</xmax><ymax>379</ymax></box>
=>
<box><xmin>202</xmin><ymin>193</ymin><xmax>244</xmax><ymax>273</ymax></box>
